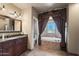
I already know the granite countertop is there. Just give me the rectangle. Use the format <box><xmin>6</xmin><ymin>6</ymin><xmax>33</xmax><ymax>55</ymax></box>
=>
<box><xmin>0</xmin><ymin>35</ymin><xmax>27</xmax><ymax>43</ymax></box>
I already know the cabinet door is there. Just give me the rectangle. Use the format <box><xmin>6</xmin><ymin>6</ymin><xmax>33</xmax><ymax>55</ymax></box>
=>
<box><xmin>15</xmin><ymin>37</ymin><xmax>28</xmax><ymax>55</ymax></box>
<box><xmin>20</xmin><ymin>37</ymin><xmax>25</xmax><ymax>52</ymax></box>
<box><xmin>0</xmin><ymin>43</ymin><xmax>3</xmax><ymax>56</ymax></box>
<box><xmin>2</xmin><ymin>40</ymin><xmax>15</xmax><ymax>56</ymax></box>
<box><xmin>15</xmin><ymin>38</ymin><xmax>23</xmax><ymax>55</ymax></box>
<box><xmin>2</xmin><ymin>41</ymin><xmax>10</xmax><ymax>56</ymax></box>
<box><xmin>23</xmin><ymin>37</ymin><xmax>28</xmax><ymax>51</ymax></box>
<box><xmin>8</xmin><ymin>40</ymin><xmax>16</xmax><ymax>56</ymax></box>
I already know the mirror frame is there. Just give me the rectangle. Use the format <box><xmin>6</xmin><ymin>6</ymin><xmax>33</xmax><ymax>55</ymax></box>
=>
<box><xmin>0</xmin><ymin>14</ymin><xmax>22</xmax><ymax>33</ymax></box>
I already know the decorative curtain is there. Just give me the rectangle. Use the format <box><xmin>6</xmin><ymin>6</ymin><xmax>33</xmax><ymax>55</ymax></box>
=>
<box><xmin>38</xmin><ymin>13</ymin><xmax>49</xmax><ymax>45</ymax></box>
<box><xmin>51</xmin><ymin>8</ymin><xmax>67</xmax><ymax>50</ymax></box>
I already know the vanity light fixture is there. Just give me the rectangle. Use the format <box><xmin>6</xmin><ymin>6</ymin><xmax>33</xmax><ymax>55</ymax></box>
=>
<box><xmin>14</xmin><ymin>11</ymin><xmax>17</xmax><ymax>16</ymax></box>
<box><xmin>2</xmin><ymin>5</ymin><xmax>5</xmax><ymax>11</ymax></box>
<box><xmin>17</xmin><ymin>13</ymin><xmax>22</xmax><ymax>18</ymax></box>
<box><xmin>8</xmin><ymin>10</ymin><xmax>22</xmax><ymax>18</ymax></box>
<box><xmin>13</xmin><ymin>11</ymin><xmax>22</xmax><ymax>18</ymax></box>
<box><xmin>0</xmin><ymin>4</ymin><xmax>5</xmax><ymax>10</ymax></box>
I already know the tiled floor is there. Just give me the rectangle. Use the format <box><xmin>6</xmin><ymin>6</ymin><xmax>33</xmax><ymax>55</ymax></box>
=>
<box><xmin>21</xmin><ymin>41</ymin><xmax>69</xmax><ymax>56</ymax></box>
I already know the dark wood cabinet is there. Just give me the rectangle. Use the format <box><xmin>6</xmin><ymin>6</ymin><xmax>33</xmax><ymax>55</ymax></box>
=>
<box><xmin>2</xmin><ymin>40</ymin><xmax>16</xmax><ymax>56</ymax></box>
<box><xmin>0</xmin><ymin>36</ymin><xmax>28</xmax><ymax>56</ymax></box>
<box><xmin>0</xmin><ymin>42</ymin><xmax>2</xmax><ymax>56</ymax></box>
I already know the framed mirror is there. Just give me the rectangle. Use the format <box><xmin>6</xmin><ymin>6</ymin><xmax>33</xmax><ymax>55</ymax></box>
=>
<box><xmin>0</xmin><ymin>15</ymin><xmax>22</xmax><ymax>33</ymax></box>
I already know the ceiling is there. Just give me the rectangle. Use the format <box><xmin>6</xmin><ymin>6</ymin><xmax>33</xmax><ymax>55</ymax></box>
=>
<box><xmin>14</xmin><ymin>3</ymin><xmax>68</xmax><ymax>13</ymax></box>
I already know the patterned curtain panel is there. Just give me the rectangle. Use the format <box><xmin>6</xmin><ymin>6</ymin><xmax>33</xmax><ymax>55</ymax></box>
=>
<box><xmin>38</xmin><ymin>12</ymin><xmax>49</xmax><ymax>45</ymax></box>
<box><xmin>51</xmin><ymin>8</ymin><xmax>67</xmax><ymax>50</ymax></box>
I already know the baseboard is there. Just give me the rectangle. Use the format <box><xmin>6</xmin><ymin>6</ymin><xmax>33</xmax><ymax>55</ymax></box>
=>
<box><xmin>67</xmin><ymin>52</ymin><xmax>79</xmax><ymax>56</ymax></box>
<box><xmin>27</xmin><ymin>49</ymin><xmax>33</xmax><ymax>51</ymax></box>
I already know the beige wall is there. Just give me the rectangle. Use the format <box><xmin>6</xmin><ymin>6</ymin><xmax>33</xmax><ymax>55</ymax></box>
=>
<box><xmin>22</xmin><ymin>6</ymin><xmax>39</xmax><ymax>50</ymax></box>
<box><xmin>67</xmin><ymin>4</ymin><xmax>79</xmax><ymax>54</ymax></box>
<box><xmin>22</xmin><ymin>5</ymin><xmax>35</xmax><ymax>49</ymax></box>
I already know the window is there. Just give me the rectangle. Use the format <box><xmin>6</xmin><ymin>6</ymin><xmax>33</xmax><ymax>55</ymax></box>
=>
<box><xmin>45</xmin><ymin>16</ymin><xmax>56</xmax><ymax>33</ymax></box>
<box><xmin>47</xmin><ymin>21</ymin><xmax>56</xmax><ymax>33</ymax></box>
<box><xmin>41</xmin><ymin>16</ymin><xmax>61</xmax><ymax>38</ymax></box>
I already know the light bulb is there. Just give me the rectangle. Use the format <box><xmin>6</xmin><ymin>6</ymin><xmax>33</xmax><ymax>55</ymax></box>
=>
<box><xmin>2</xmin><ymin>5</ymin><xmax>5</xmax><ymax>11</ymax></box>
<box><xmin>14</xmin><ymin>13</ymin><xmax>17</xmax><ymax>16</ymax></box>
<box><xmin>2</xmin><ymin>8</ymin><xmax>5</xmax><ymax>10</ymax></box>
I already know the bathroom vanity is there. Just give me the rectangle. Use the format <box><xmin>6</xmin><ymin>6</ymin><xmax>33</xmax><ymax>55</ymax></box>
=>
<box><xmin>0</xmin><ymin>34</ymin><xmax>28</xmax><ymax>56</ymax></box>
<box><xmin>0</xmin><ymin>15</ymin><xmax>28</xmax><ymax>56</ymax></box>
